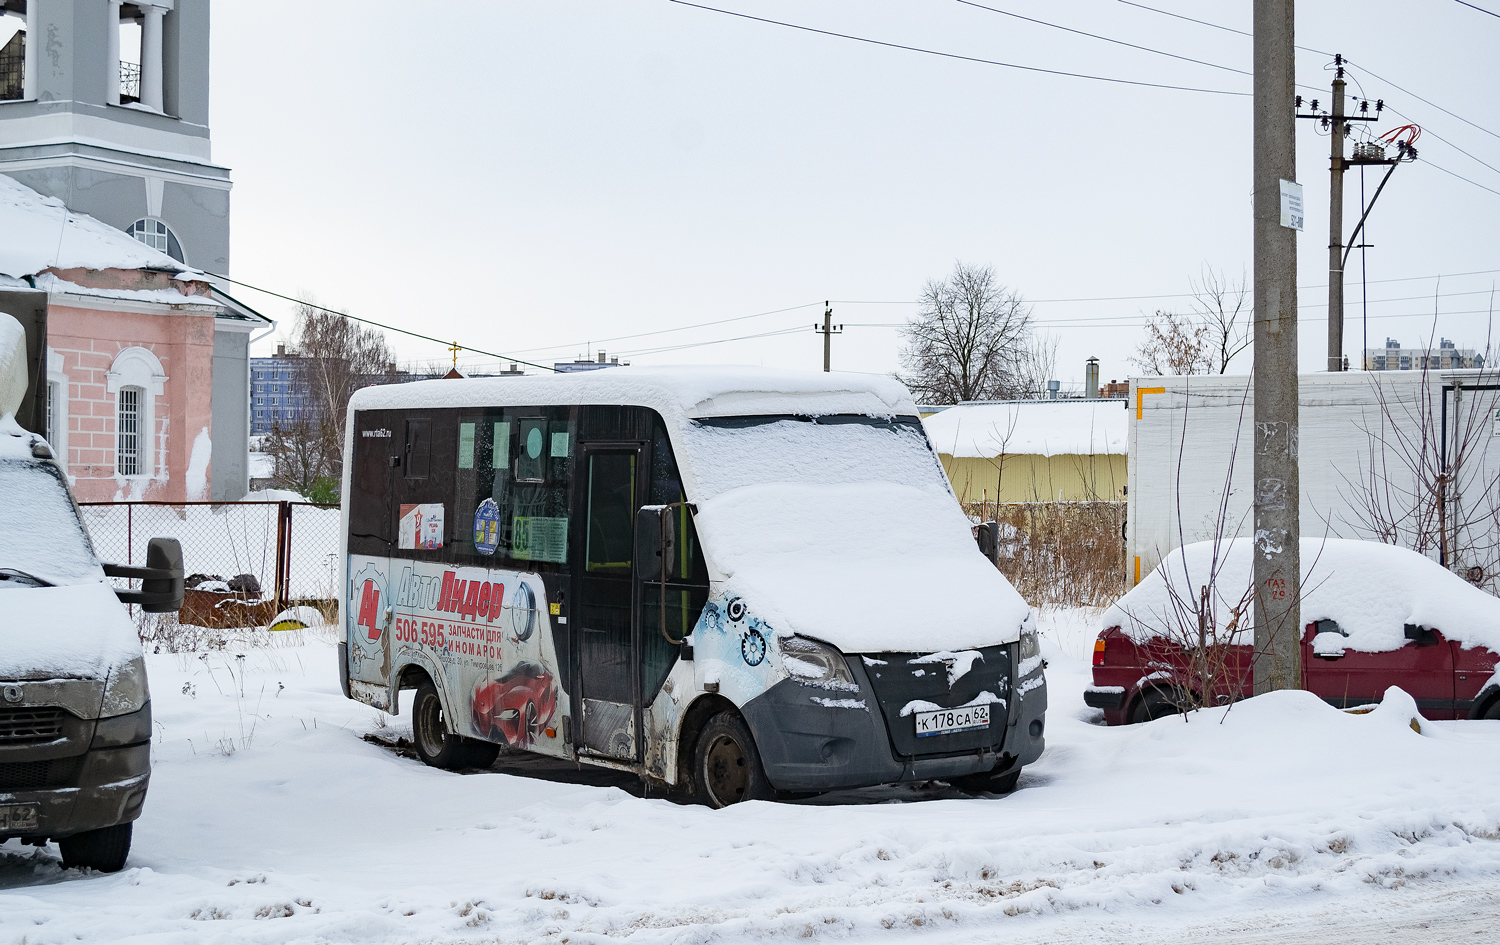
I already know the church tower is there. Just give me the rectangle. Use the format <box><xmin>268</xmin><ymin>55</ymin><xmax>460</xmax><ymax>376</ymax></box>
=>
<box><xmin>0</xmin><ymin>0</ymin><xmax>230</xmax><ymax>274</ymax></box>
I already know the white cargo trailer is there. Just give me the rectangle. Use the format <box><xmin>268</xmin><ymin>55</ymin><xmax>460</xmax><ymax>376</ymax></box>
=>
<box><xmin>1126</xmin><ymin>370</ymin><xmax>1500</xmax><ymax>594</ymax></box>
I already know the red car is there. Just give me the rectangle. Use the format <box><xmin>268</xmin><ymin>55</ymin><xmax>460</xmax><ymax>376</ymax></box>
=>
<box><xmin>472</xmin><ymin>661</ymin><xmax>558</xmax><ymax>748</ymax></box>
<box><xmin>1085</xmin><ymin>539</ymin><xmax>1500</xmax><ymax>724</ymax></box>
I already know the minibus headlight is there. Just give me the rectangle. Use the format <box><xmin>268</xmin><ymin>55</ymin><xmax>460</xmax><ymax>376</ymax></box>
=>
<box><xmin>776</xmin><ymin>635</ymin><xmax>857</xmax><ymax>690</ymax></box>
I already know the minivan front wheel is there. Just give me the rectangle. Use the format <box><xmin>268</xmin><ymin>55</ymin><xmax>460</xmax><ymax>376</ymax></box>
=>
<box><xmin>58</xmin><ymin>822</ymin><xmax>132</xmax><ymax>873</ymax></box>
<box><xmin>694</xmin><ymin>712</ymin><xmax>773</xmax><ymax>808</ymax></box>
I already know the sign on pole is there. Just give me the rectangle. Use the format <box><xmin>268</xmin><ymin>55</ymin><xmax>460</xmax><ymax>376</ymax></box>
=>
<box><xmin>1279</xmin><ymin>179</ymin><xmax>1304</xmax><ymax>230</ymax></box>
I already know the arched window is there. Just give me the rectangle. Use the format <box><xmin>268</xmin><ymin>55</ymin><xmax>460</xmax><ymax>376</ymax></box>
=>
<box><xmin>106</xmin><ymin>347</ymin><xmax>167</xmax><ymax>480</ymax></box>
<box><xmin>126</xmin><ymin>218</ymin><xmax>185</xmax><ymax>263</ymax></box>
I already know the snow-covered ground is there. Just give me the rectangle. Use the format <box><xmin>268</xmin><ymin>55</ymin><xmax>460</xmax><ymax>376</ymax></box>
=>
<box><xmin>4</xmin><ymin>609</ymin><xmax>1499</xmax><ymax>944</ymax></box>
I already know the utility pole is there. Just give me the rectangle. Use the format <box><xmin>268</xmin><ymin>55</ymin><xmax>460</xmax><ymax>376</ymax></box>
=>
<box><xmin>1297</xmin><ymin>54</ymin><xmax>1384</xmax><ymax>372</ymax></box>
<box><xmin>814</xmin><ymin>302</ymin><xmax>842</xmax><ymax>372</ymax></box>
<box><xmin>1252</xmin><ymin>0</ymin><xmax>1301</xmax><ymax>693</ymax></box>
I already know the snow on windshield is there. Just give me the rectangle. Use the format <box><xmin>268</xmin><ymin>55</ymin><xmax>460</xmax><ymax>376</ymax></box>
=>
<box><xmin>680</xmin><ymin>416</ymin><xmax>953</xmax><ymax>501</ymax></box>
<box><xmin>682</xmin><ymin>416</ymin><xmax>1030</xmax><ymax>653</ymax></box>
<box><xmin>0</xmin><ymin>460</ymin><xmax>103</xmax><ymax>587</ymax></box>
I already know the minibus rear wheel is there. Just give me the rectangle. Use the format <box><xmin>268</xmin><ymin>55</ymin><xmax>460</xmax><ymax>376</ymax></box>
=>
<box><xmin>694</xmin><ymin>712</ymin><xmax>773</xmax><ymax>808</ymax></box>
<box><xmin>412</xmin><ymin>680</ymin><xmax>497</xmax><ymax>770</ymax></box>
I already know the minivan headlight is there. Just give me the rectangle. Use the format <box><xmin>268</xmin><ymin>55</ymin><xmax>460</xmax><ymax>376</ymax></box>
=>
<box><xmin>776</xmin><ymin>635</ymin><xmax>858</xmax><ymax>690</ymax></box>
<box><xmin>100</xmin><ymin>656</ymin><xmax>150</xmax><ymax>717</ymax></box>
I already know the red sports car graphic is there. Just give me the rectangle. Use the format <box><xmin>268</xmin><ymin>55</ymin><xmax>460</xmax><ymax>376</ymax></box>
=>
<box><xmin>472</xmin><ymin>661</ymin><xmax>558</xmax><ymax>748</ymax></box>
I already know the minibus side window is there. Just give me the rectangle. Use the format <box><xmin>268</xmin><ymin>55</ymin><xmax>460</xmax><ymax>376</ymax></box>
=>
<box><xmin>453</xmin><ymin>407</ymin><xmax>574</xmax><ymax>568</ymax></box>
<box><xmin>511</xmin><ymin>410</ymin><xmax>573</xmax><ymax>566</ymax></box>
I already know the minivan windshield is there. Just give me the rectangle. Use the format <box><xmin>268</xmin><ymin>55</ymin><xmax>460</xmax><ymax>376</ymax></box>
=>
<box><xmin>0</xmin><ymin>461</ymin><xmax>102</xmax><ymax>587</ymax></box>
<box><xmin>680</xmin><ymin>415</ymin><xmax>951</xmax><ymax>500</ymax></box>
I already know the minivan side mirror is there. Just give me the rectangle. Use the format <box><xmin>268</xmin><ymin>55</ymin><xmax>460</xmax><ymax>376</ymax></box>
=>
<box><xmin>634</xmin><ymin>505</ymin><xmax>676</xmax><ymax>584</ymax></box>
<box><xmin>102</xmin><ymin>537</ymin><xmax>185</xmax><ymax>613</ymax></box>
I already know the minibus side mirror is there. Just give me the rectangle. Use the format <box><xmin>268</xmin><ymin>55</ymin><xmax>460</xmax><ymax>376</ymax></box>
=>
<box><xmin>103</xmin><ymin>537</ymin><xmax>185</xmax><ymax>613</ymax></box>
<box><xmin>975</xmin><ymin>521</ymin><xmax>1001</xmax><ymax>568</ymax></box>
<box><xmin>634</xmin><ymin>505</ymin><xmax>676</xmax><ymax>583</ymax></box>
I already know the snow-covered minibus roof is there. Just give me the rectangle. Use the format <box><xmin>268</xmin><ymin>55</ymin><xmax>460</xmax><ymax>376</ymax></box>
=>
<box><xmin>347</xmin><ymin>366</ymin><xmax>1032</xmax><ymax>653</ymax></box>
<box><xmin>347</xmin><ymin>365</ymin><xmax>919</xmax><ymax>422</ymax></box>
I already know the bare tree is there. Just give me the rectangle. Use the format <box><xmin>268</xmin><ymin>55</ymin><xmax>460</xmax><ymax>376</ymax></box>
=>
<box><xmin>263</xmin><ymin>301</ymin><xmax>394</xmax><ymax>498</ymax></box>
<box><xmin>1011</xmin><ymin>331</ymin><xmax>1059</xmax><ymax>400</ymax></box>
<box><xmin>1336</xmin><ymin>317</ymin><xmax>1500</xmax><ymax>592</ymax></box>
<box><xmin>899</xmin><ymin>262</ymin><xmax>1035</xmax><ymax>403</ymax></box>
<box><xmin>1191</xmin><ymin>265</ymin><xmax>1252</xmax><ymax>373</ymax></box>
<box><xmin>1131</xmin><ymin>266</ymin><xmax>1252</xmax><ymax>377</ymax></box>
<box><xmin>1130</xmin><ymin>310</ymin><xmax>1211</xmax><ymax>376</ymax></box>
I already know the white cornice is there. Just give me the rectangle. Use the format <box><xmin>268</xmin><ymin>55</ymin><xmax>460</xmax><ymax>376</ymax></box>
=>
<box><xmin>0</xmin><ymin>109</ymin><xmax>213</xmax><ymax>163</ymax></box>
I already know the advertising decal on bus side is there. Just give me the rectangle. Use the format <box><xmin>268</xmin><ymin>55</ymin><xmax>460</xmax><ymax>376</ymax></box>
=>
<box><xmin>347</xmin><ymin>553</ymin><xmax>567</xmax><ymax>754</ymax></box>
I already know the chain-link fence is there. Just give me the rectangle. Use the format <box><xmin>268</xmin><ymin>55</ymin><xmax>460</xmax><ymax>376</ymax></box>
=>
<box><xmin>966</xmin><ymin>500</ymin><xmax>1127</xmax><ymax>608</ymax></box>
<box><xmin>79</xmin><ymin>501</ymin><xmax>342</xmax><ymax>631</ymax></box>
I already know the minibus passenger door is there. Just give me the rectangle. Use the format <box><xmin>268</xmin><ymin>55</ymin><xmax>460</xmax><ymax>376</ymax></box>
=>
<box><xmin>575</xmin><ymin>449</ymin><xmax>642</xmax><ymax>760</ymax></box>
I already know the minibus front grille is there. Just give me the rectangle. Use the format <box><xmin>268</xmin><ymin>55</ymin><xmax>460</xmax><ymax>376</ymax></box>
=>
<box><xmin>0</xmin><ymin>755</ymin><xmax>85</xmax><ymax>792</ymax></box>
<box><xmin>861</xmin><ymin>644</ymin><xmax>1012</xmax><ymax>759</ymax></box>
<box><xmin>0</xmin><ymin>707</ymin><xmax>68</xmax><ymax>745</ymax></box>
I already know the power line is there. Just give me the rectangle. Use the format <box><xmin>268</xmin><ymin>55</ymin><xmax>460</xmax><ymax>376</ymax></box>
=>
<box><xmin>1387</xmin><ymin>106</ymin><xmax>1500</xmax><ymax>180</ymax></box>
<box><xmin>1346</xmin><ymin>59</ymin><xmax>1500</xmax><ymax>143</ymax></box>
<box><xmin>951</xmin><ymin>0</ymin><xmax>1249</xmax><ymax>76</ymax></box>
<box><xmin>204</xmin><ymin>271</ymin><xmax>559</xmax><ymax>373</ymax></box>
<box><xmin>504</xmin><ymin>301</ymin><xmax>820</xmax><ymax>356</ymax></box>
<box><xmin>828</xmin><ymin>269</ymin><xmax>1500</xmax><ymax>306</ymax></box>
<box><xmin>614</xmin><ymin>325</ymin><xmax>810</xmax><ymax>358</ymax></box>
<box><xmin>1453</xmin><ymin>0</ymin><xmax>1500</xmax><ymax>19</ymax></box>
<box><xmin>1117</xmin><ymin>2</ymin><xmax>1500</xmax><ymax>142</ymax></box>
<box><xmin>1420</xmin><ymin>157</ymin><xmax>1500</xmax><ymax>198</ymax></box>
<box><xmin>664</xmin><ymin>0</ymin><xmax>1249</xmax><ymax>96</ymax></box>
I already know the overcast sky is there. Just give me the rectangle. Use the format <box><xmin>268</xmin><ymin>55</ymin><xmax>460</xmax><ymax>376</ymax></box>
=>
<box><xmin>207</xmin><ymin>1</ymin><xmax>1499</xmax><ymax>388</ymax></box>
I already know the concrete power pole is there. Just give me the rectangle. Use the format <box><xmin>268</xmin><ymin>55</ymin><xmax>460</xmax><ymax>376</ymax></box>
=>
<box><xmin>1252</xmin><ymin>0</ymin><xmax>1302</xmax><ymax>693</ymax></box>
<box><xmin>815</xmin><ymin>302</ymin><xmax>842</xmax><ymax>372</ymax></box>
<box><xmin>1325</xmin><ymin>72</ymin><xmax>1347</xmax><ymax>372</ymax></box>
<box><xmin>1298</xmin><ymin>56</ymin><xmax>1389</xmax><ymax>373</ymax></box>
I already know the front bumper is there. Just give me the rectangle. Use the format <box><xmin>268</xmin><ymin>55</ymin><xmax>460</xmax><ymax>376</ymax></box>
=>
<box><xmin>741</xmin><ymin>658</ymin><xmax>1047</xmax><ymax>793</ymax></box>
<box><xmin>0</xmin><ymin>744</ymin><xmax>151</xmax><ymax>841</ymax></box>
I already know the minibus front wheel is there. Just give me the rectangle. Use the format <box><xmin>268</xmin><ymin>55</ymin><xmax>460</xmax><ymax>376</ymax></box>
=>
<box><xmin>411</xmin><ymin>679</ymin><xmax>500</xmax><ymax>770</ymax></box>
<box><xmin>694</xmin><ymin>712</ymin><xmax>774</xmax><ymax>808</ymax></box>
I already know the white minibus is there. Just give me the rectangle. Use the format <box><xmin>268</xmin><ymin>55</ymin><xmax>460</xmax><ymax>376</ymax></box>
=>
<box><xmin>339</xmin><ymin>367</ymin><xmax>1046</xmax><ymax>805</ymax></box>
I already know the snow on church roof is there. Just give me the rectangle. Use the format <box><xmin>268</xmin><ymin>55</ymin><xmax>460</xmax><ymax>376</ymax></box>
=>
<box><xmin>922</xmin><ymin>399</ymin><xmax>1128</xmax><ymax>458</ymax></box>
<box><xmin>0</xmin><ymin>173</ymin><xmax>186</xmax><ymax>279</ymax></box>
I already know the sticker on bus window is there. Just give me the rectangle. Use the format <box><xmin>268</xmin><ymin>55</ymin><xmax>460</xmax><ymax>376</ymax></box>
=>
<box><xmin>550</xmin><ymin>431</ymin><xmax>569</xmax><ymax>458</ymax></box>
<box><xmin>458</xmin><ymin>423</ymin><xmax>475</xmax><ymax>469</ymax></box>
<box><xmin>493</xmin><ymin>421</ymin><xmax>510</xmax><ymax>468</ymax></box>
<box><xmin>473</xmin><ymin>498</ymin><xmax>500</xmax><ymax>555</ymax></box>
<box><xmin>512</xmin><ymin>515</ymin><xmax>568</xmax><ymax>563</ymax></box>
<box><xmin>399</xmin><ymin>503</ymin><xmax>445</xmax><ymax>550</ymax></box>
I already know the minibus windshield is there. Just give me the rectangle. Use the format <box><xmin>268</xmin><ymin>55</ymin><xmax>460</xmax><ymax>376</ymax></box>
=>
<box><xmin>0</xmin><ymin>461</ymin><xmax>101</xmax><ymax>587</ymax></box>
<box><xmin>680</xmin><ymin>415</ymin><xmax>950</xmax><ymax>500</ymax></box>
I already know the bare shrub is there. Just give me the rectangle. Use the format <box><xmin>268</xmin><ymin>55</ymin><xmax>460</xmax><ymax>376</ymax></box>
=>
<box><xmin>967</xmin><ymin>500</ymin><xmax>1125</xmax><ymax>608</ymax></box>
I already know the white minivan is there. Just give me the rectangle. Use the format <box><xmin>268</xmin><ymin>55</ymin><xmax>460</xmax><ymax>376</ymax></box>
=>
<box><xmin>0</xmin><ymin>316</ymin><xmax>182</xmax><ymax>871</ymax></box>
<box><xmin>339</xmin><ymin>367</ymin><xmax>1047</xmax><ymax>805</ymax></box>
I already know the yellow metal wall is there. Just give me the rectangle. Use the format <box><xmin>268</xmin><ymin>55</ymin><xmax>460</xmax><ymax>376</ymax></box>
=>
<box><xmin>939</xmin><ymin>452</ymin><xmax>1126</xmax><ymax>504</ymax></box>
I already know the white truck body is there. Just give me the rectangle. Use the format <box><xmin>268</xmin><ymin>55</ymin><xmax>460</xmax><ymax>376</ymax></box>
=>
<box><xmin>1127</xmin><ymin>370</ymin><xmax>1500</xmax><ymax>594</ymax></box>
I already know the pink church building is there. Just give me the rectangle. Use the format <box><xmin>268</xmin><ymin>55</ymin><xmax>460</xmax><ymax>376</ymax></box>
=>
<box><xmin>0</xmin><ymin>175</ymin><xmax>267</xmax><ymax>502</ymax></box>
